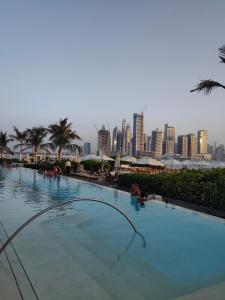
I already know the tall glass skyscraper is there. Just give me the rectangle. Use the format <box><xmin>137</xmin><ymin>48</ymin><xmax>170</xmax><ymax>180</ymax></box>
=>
<box><xmin>132</xmin><ymin>113</ymin><xmax>144</xmax><ymax>156</ymax></box>
<box><xmin>163</xmin><ymin>123</ymin><xmax>175</xmax><ymax>155</ymax></box>
<box><xmin>198</xmin><ymin>130</ymin><xmax>208</xmax><ymax>154</ymax></box>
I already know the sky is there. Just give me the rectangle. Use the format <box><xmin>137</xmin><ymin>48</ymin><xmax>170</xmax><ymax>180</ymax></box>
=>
<box><xmin>1</xmin><ymin>0</ymin><xmax>225</xmax><ymax>151</ymax></box>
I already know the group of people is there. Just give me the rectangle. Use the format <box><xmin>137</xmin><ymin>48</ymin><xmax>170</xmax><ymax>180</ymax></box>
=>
<box><xmin>41</xmin><ymin>165</ymin><xmax>62</xmax><ymax>177</ymax></box>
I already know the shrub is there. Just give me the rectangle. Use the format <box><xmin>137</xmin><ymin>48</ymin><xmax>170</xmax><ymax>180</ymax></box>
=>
<box><xmin>80</xmin><ymin>160</ymin><xmax>111</xmax><ymax>173</ymax></box>
<box><xmin>118</xmin><ymin>169</ymin><xmax>225</xmax><ymax>210</ymax></box>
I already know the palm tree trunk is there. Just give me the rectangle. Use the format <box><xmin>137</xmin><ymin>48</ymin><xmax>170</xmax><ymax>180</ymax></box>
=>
<box><xmin>20</xmin><ymin>143</ymin><xmax>23</xmax><ymax>162</ymax></box>
<box><xmin>58</xmin><ymin>148</ymin><xmax>61</xmax><ymax>161</ymax></box>
<box><xmin>35</xmin><ymin>146</ymin><xmax>38</xmax><ymax>163</ymax></box>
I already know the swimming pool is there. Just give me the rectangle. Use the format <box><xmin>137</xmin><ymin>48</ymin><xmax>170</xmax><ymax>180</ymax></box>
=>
<box><xmin>1</xmin><ymin>166</ymin><xmax>225</xmax><ymax>299</ymax></box>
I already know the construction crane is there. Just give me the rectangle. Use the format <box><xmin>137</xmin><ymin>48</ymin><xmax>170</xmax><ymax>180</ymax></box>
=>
<box><xmin>141</xmin><ymin>104</ymin><xmax>148</xmax><ymax>114</ymax></box>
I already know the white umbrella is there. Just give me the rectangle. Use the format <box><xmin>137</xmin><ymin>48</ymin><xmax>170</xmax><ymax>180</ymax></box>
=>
<box><xmin>121</xmin><ymin>156</ymin><xmax>137</xmax><ymax>163</ymax></box>
<box><xmin>80</xmin><ymin>154</ymin><xmax>97</xmax><ymax>161</ymax></box>
<box><xmin>136</xmin><ymin>157</ymin><xmax>165</xmax><ymax>167</ymax></box>
<box><xmin>161</xmin><ymin>158</ymin><xmax>181</xmax><ymax>169</ymax></box>
<box><xmin>95</xmin><ymin>154</ymin><xmax>115</xmax><ymax>161</ymax></box>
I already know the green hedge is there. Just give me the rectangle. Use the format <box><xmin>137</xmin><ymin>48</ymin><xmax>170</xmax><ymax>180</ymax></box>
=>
<box><xmin>24</xmin><ymin>162</ymin><xmax>53</xmax><ymax>171</ymax></box>
<box><xmin>0</xmin><ymin>158</ymin><xmax>21</xmax><ymax>164</ymax></box>
<box><xmin>24</xmin><ymin>160</ymin><xmax>79</xmax><ymax>173</ymax></box>
<box><xmin>80</xmin><ymin>160</ymin><xmax>111</xmax><ymax>172</ymax></box>
<box><xmin>117</xmin><ymin>169</ymin><xmax>225</xmax><ymax>210</ymax></box>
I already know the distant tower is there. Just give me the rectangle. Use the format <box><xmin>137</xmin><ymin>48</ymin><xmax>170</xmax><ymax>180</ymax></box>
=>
<box><xmin>83</xmin><ymin>142</ymin><xmax>91</xmax><ymax>155</ymax></box>
<box><xmin>116</xmin><ymin>130</ymin><xmax>122</xmax><ymax>155</ymax></box>
<box><xmin>97</xmin><ymin>124</ymin><xmax>111</xmax><ymax>155</ymax></box>
<box><xmin>198</xmin><ymin>130</ymin><xmax>208</xmax><ymax>154</ymax></box>
<box><xmin>151</xmin><ymin>129</ymin><xmax>163</xmax><ymax>158</ymax></box>
<box><xmin>132</xmin><ymin>113</ymin><xmax>144</xmax><ymax>156</ymax></box>
<box><xmin>112</xmin><ymin>126</ymin><xmax>119</xmax><ymax>154</ymax></box>
<box><xmin>121</xmin><ymin>119</ymin><xmax>126</xmax><ymax>155</ymax></box>
<box><xmin>144</xmin><ymin>134</ymin><xmax>151</xmax><ymax>152</ymax></box>
<box><xmin>187</xmin><ymin>133</ymin><xmax>196</xmax><ymax>158</ymax></box>
<box><xmin>177</xmin><ymin>135</ymin><xmax>188</xmax><ymax>158</ymax></box>
<box><xmin>125</xmin><ymin>123</ymin><xmax>132</xmax><ymax>155</ymax></box>
<box><xmin>163</xmin><ymin>124</ymin><xmax>175</xmax><ymax>155</ymax></box>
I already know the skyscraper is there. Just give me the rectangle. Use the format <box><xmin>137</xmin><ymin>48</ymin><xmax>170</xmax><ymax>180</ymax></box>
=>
<box><xmin>97</xmin><ymin>124</ymin><xmax>111</xmax><ymax>155</ymax></box>
<box><xmin>144</xmin><ymin>134</ymin><xmax>151</xmax><ymax>152</ymax></box>
<box><xmin>198</xmin><ymin>130</ymin><xmax>208</xmax><ymax>154</ymax></box>
<box><xmin>125</xmin><ymin>123</ymin><xmax>132</xmax><ymax>155</ymax></box>
<box><xmin>132</xmin><ymin>113</ymin><xmax>144</xmax><ymax>156</ymax></box>
<box><xmin>121</xmin><ymin>119</ymin><xmax>126</xmax><ymax>155</ymax></box>
<box><xmin>112</xmin><ymin>126</ymin><xmax>119</xmax><ymax>154</ymax></box>
<box><xmin>187</xmin><ymin>133</ymin><xmax>196</xmax><ymax>158</ymax></box>
<box><xmin>83</xmin><ymin>142</ymin><xmax>91</xmax><ymax>155</ymax></box>
<box><xmin>151</xmin><ymin>129</ymin><xmax>163</xmax><ymax>158</ymax></box>
<box><xmin>177</xmin><ymin>135</ymin><xmax>188</xmax><ymax>158</ymax></box>
<box><xmin>163</xmin><ymin>124</ymin><xmax>175</xmax><ymax>155</ymax></box>
<box><xmin>116</xmin><ymin>130</ymin><xmax>122</xmax><ymax>155</ymax></box>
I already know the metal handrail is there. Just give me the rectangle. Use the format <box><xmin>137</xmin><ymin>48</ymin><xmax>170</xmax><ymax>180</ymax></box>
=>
<box><xmin>0</xmin><ymin>197</ymin><xmax>146</xmax><ymax>256</ymax></box>
<box><xmin>0</xmin><ymin>222</ymin><xmax>39</xmax><ymax>299</ymax></box>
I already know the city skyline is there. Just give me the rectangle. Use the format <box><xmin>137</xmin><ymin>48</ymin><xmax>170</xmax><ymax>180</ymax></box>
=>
<box><xmin>1</xmin><ymin>1</ymin><xmax>225</xmax><ymax>147</ymax></box>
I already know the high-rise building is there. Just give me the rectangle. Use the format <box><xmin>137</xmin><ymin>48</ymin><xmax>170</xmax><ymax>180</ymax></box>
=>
<box><xmin>125</xmin><ymin>123</ymin><xmax>132</xmax><ymax>155</ymax></box>
<box><xmin>198</xmin><ymin>130</ymin><xmax>208</xmax><ymax>154</ymax></box>
<box><xmin>151</xmin><ymin>129</ymin><xmax>163</xmax><ymax>158</ymax></box>
<box><xmin>116</xmin><ymin>130</ymin><xmax>122</xmax><ymax>155</ymax></box>
<box><xmin>121</xmin><ymin>119</ymin><xmax>126</xmax><ymax>155</ymax></box>
<box><xmin>214</xmin><ymin>144</ymin><xmax>225</xmax><ymax>160</ymax></box>
<box><xmin>177</xmin><ymin>135</ymin><xmax>188</xmax><ymax>158</ymax></box>
<box><xmin>97</xmin><ymin>124</ymin><xmax>111</xmax><ymax>155</ymax></box>
<box><xmin>132</xmin><ymin>113</ymin><xmax>144</xmax><ymax>156</ymax></box>
<box><xmin>187</xmin><ymin>133</ymin><xmax>196</xmax><ymax>158</ymax></box>
<box><xmin>163</xmin><ymin>124</ymin><xmax>175</xmax><ymax>155</ymax></box>
<box><xmin>112</xmin><ymin>126</ymin><xmax>119</xmax><ymax>154</ymax></box>
<box><xmin>83</xmin><ymin>142</ymin><xmax>91</xmax><ymax>155</ymax></box>
<box><xmin>144</xmin><ymin>134</ymin><xmax>151</xmax><ymax>152</ymax></box>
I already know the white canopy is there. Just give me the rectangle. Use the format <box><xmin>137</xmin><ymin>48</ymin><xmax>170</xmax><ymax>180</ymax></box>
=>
<box><xmin>121</xmin><ymin>156</ymin><xmax>137</xmax><ymax>163</ymax></box>
<box><xmin>80</xmin><ymin>154</ymin><xmax>97</xmax><ymax>161</ymax></box>
<box><xmin>161</xmin><ymin>159</ymin><xmax>182</xmax><ymax>169</ymax></box>
<box><xmin>95</xmin><ymin>154</ymin><xmax>115</xmax><ymax>161</ymax></box>
<box><xmin>136</xmin><ymin>157</ymin><xmax>165</xmax><ymax>167</ymax></box>
<box><xmin>80</xmin><ymin>154</ymin><xmax>114</xmax><ymax>161</ymax></box>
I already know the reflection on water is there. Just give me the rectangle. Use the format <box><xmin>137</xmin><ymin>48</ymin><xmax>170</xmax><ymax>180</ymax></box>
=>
<box><xmin>130</xmin><ymin>195</ymin><xmax>145</xmax><ymax>212</ymax></box>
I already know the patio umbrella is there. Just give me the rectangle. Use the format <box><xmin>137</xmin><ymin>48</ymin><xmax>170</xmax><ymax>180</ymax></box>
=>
<box><xmin>80</xmin><ymin>154</ymin><xmax>97</xmax><ymax>161</ymax></box>
<box><xmin>135</xmin><ymin>157</ymin><xmax>165</xmax><ymax>167</ymax></box>
<box><xmin>121</xmin><ymin>156</ymin><xmax>137</xmax><ymax>163</ymax></box>
<box><xmin>161</xmin><ymin>158</ymin><xmax>181</xmax><ymax>169</ymax></box>
<box><xmin>95</xmin><ymin>154</ymin><xmax>115</xmax><ymax>161</ymax></box>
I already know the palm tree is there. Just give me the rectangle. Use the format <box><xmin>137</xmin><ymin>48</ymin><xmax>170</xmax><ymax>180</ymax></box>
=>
<box><xmin>9</xmin><ymin>126</ymin><xmax>29</xmax><ymax>161</ymax></box>
<box><xmin>26</xmin><ymin>127</ymin><xmax>48</xmax><ymax>163</ymax></box>
<box><xmin>0</xmin><ymin>131</ymin><xmax>13</xmax><ymax>159</ymax></box>
<box><xmin>48</xmin><ymin>118</ymin><xmax>81</xmax><ymax>160</ymax></box>
<box><xmin>191</xmin><ymin>45</ymin><xmax>225</xmax><ymax>94</ymax></box>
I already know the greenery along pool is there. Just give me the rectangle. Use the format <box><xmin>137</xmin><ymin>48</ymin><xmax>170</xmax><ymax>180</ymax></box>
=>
<box><xmin>1</xmin><ymin>166</ymin><xmax>225</xmax><ymax>300</ymax></box>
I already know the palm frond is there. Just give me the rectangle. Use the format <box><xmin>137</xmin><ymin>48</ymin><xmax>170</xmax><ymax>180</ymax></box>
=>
<box><xmin>64</xmin><ymin>144</ymin><xmax>81</xmax><ymax>153</ymax></box>
<box><xmin>190</xmin><ymin>80</ymin><xmax>225</xmax><ymax>94</ymax></box>
<box><xmin>219</xmin><ymin>45</ymin><xmax>225</xmax><ymax>63</ymax></box>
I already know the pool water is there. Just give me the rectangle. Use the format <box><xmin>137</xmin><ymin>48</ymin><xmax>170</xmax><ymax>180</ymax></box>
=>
<box><xmin>1</xmin><ymin>166</ymin><xmax>225</xmax><ymax>300</ymax></box>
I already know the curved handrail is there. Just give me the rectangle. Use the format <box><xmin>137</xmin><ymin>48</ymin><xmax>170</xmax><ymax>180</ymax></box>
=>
<box><xmin>0</xmin><ymin>197</ymin><xmax>146</xmax><ymax>256</ymax></box>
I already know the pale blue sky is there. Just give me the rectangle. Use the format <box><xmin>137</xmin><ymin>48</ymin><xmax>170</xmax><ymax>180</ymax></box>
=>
<box><xmin>1</xmin><ymin>0</ymin><xmax>225</xmax><ymax>149</ymax></box>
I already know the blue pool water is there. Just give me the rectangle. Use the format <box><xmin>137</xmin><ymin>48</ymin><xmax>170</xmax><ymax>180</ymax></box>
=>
<box><xmin>1</xmin><ymin>166</ymin><xmax>225</xmax><ymax>300</ymax></box>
